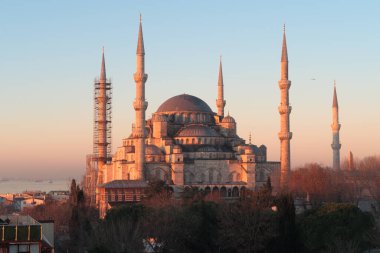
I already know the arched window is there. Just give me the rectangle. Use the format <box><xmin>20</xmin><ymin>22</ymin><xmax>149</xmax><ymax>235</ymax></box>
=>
<box><xmin>240</xmin><ymin>187</ymin><xmax>246</xmax><ymax>198</ymax></box>
<box><xmin>212</xmin><ymin>187</ymin><xmax>219</xmax><ymax>198</ymax></box>
<box><xmin>232</xmin><ymin>187</ymin><xmax>239</xmax><ymax>197</ymax></box>
<box><xmin>228</xmin><ymin>188</ymin><xmax>232</xmax><ymax>197</ymax></box>
<box><xmin>205</xmin><ymin>187</ymin><xmax>211</xmax><ymax>195</ymax></box>
<box><xmin>220</xmin><ymin>187</ymin><xmax>227</xmax><ymax>198</ymax></box>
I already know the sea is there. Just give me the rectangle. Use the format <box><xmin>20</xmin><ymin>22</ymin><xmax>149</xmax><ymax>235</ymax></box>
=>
<box><xmin>0</xmin><ymin>179</ymin><xmax>71</xmax><ymax>194</ymax></box>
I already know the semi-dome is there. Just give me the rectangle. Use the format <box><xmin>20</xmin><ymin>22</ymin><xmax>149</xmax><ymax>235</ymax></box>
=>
<box><xmin>176</xmin><ymin>125</ymin><xmax>220</xmax><ymax>137</ymax></box>
<box><xmin>156</xmin><ymin>94</ymin><xmax>213</xmax><ymax>114</ymax></box>
<box><xmin>145</xmin><ymin>145</ymin><xmax>164</xmax><ymax>155</ymax></box>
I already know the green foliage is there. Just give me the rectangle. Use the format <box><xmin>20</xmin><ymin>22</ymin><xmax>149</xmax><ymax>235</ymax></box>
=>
<box><xmin>147</xmin><ymin>200</ymin><xmax>219</xmax><ymax>253</ymax></box>
<box><xmin>218</xmin><ymin>200</ymin><xmax>278</xmax><ymax>253</ymax></box>
<box><xmin>145</xmin><ymin>180</ymin><xmax>167</xmax><ymax>198</ymax></box>
<box><xmin>298</xmin><ymin>203</ymin><xmax>375</xmax><ymax>252</ymax></box>
<box><xmin>105</xmin><ymin>204</ymin><xmax>146</xmax><ymax>222</ymax></box>
<box><xmin>90</xmin><ymin>204</ymin><xmax>147</xmax><ymax>253</ymax></box>
<box><xmin>274</xmin><ymin>193</ymin><xmax>298</xmax><ymax>252</ymax></box>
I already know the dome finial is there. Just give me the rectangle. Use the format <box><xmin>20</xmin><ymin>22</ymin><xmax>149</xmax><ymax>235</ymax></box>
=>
<box><xmin>249</xmin><ymin>132</ymin><xmax>252</xmax><ymax>145</ymax></box>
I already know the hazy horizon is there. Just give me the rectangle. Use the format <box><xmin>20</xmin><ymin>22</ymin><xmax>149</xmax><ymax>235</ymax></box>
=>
<box><xmin>1</xmin><ymin>1</ymin><xmax>379</xmax><ymax>179</ymax></box>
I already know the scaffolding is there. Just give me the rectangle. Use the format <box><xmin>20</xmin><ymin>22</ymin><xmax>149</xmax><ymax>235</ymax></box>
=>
<box><xmin>85</xmin><ymin>77</ymin><xmax>112</xmax><ymax>206</ymax></box>
<box><xmin>93</xmin><ymin>77</ymin><xmax>112</xmax><ymax>159</ymax></box>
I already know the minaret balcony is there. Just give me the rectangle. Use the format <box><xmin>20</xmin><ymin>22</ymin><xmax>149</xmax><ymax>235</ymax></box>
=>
<box><xmin>278</xmin><ymin>80</ymin><xmax>291</xmax><ymax>90</ymax></box>
<box><xmin>331</xmin><ymin>123</ymin><xmax>341</xmax><ymax>131</ymax></box>
<box><xmin>331</xmin><ymin>143</ymin><xmax>341</xmax><ymax>149</ymax></box>
<box><xmin>278</xmin><ymin>132</ymin><xmax>292</xmax><ymax>140</ymax></box>
<box><xmin>134</xmin><ymin>72</ymin><xmax>148</xmax><ymax>83</ymax></box>
<box><xmin>278</xmin><ymin>105</ymin><xmax>292</xmax><ymax>114</ymax></box>
<box><xmin>133</xmin><ymin>127</ymin><xmax>145</xmax><ymax>138</ymax></box>
<box><xmin>216</xmin><ymin>99</ymin><xmax>226</xmax><ymax>107</ymax></box>
<box><xmin>133</xmin><ymin>100</ymin><xmax>148</xmax><ymax>111</ymax></box>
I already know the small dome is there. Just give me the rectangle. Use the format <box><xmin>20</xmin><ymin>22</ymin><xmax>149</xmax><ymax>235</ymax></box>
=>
<box><xmin>222</xmin><ymin>115</ymin><xmax>236</xmax><ymax>123</ymax></box>
<box><xmin>156</xmin><ymin>94</ymin><xmax>213</xmax><ymax>114</ymax></box>
<box><xmin>176</xmin><ymin>125</ymin><xmax>220</xmax><ymax>137</ymax></box>
<box><xmin>145</xmin><ymin>145</ymin><xmax>164</xmax><ymax>155</ymax></box>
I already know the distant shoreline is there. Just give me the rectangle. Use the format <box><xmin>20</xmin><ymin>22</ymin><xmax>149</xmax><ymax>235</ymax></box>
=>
<box><xmin>0</xmin><ymin>179</ymin><xmax>71</xmax><ymax>194</ymax></box>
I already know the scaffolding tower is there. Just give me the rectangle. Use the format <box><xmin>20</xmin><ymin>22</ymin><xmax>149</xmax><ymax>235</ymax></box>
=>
<box><xmin>93</xmin><ymin>77</ymin><xmax>112</xmax><ymax>159</ymax></box>
<box><xmin>85</xmin><ymin>77</ymin><xmax>112</xmax><ymax>206</ymax></box>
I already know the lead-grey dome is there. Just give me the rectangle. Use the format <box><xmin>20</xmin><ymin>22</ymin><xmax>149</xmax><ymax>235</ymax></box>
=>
<box><xmin>156</xmin><ymin>94</ymin><xmax>213</xmax><ymax>114</ymax></box>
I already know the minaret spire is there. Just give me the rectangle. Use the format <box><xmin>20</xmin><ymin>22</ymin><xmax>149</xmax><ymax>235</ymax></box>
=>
<box><xmin>137</xmin><ymin>14</ymin><xmax>145</xmax><ymax>55</ymax></box>
<box><xmin>216</xmin><ymin>56</ymin><xmax>226</xmax><ymax>117</ymax></box>
<box><xmin>331</xmin><ymin>81</ymin><xmax>341</xmax><ymax>170</ymax></box>
<box><xmin>278</xmin><ymin>25</ymin><xmax>292</xmax><ymax>187</ymax></box>
<box><xmin>333</xmin><ymin>80</ymin><xmax>338</xmax><ymax>108</ymax></box>
<box><xmin>100</xmin><ymin>47</ymin><xmax>106</xmax><ymax>81</ymax></box>
<box><xmin>97</xmin><ymin>47</ymin><xmax>108</xmax><ymax>164</ymax></box>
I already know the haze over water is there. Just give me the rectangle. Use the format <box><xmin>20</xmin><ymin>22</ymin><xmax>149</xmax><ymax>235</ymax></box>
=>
<box><xmin>0</xmin><ymin>179</ymin><xmax>70</xmax><ymax>194</ymax></box>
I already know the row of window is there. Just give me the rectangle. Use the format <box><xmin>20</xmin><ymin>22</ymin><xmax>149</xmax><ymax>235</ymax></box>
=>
<box><xmin>185</xmin><ymin>171</ymin><xmax>242</xmax><ymax>184</ymax></box>
<box><xmin>174</xmin><ymin>137</ymin><xmax>224</xmax><ymax>146</ymax></box>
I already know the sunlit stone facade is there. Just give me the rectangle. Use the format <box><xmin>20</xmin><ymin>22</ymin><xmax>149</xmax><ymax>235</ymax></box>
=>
<box><xmin>95</xmin><ymin>18</ymin><xmax>283</xmax><ymax>216</ymax></box>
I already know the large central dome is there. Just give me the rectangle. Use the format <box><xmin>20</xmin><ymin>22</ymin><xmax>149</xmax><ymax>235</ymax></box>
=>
<box><xmin>156</xmin><ymin>94</ymin><xmax>213</xmax><ymax>114</ymax></box>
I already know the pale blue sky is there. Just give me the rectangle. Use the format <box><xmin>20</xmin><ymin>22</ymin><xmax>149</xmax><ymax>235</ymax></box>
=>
<box><xmin>0</xmin><ymin>1</ymin><xmax>379</xmax><ymax>179</ymax></box>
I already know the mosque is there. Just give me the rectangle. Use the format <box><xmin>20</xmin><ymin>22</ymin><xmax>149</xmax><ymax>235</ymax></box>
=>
<box><xmin>84</xmin><ymin>18</ymin><xmax>293</xmax><ymax>217</ymax></box>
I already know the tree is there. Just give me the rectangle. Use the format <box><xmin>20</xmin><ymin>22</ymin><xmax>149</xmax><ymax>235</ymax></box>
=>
<box><xmin>218</xmin><ymin>195</ymin><xmax>278</xmax><ymax>253</ymax></box>
<box><xmin>90</xmin><ymin>205</ymin><xmax>147</xmax><ymax>253</ymax></box>
<box><xmin>298</xmin><ymin>203</ymin><xmax>376</xmax><ymax>252</ymax></box>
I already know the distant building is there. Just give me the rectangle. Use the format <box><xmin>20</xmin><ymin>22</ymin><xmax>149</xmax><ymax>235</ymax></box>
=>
<box><xmin>0</xmin><ymin>215</ymin><xmax>54</xmax><ymax>253</ymax></box>
<box><xmin>47</xmin><ymin>191</ymin><xmax>69</xmax><ymax>202</ymax></box>
<box><xmin>12</xmin><ymin>195</ymin><xmax>45</xmax><ymax>212</ymax></box>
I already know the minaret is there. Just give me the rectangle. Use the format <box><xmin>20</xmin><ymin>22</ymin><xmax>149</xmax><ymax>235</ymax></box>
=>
<box><xmin>348</xmin><ymin>150</ymin><xmax>354</xmax><ymax>170</ymax></box>
<box><xmin>278</xmin><ymin>25</ymin><xmax>292</xmax><ymax>187</ymax></box>
<box><xmin>331</xmin><ymin>81</ymin><xmax>341</xmax><ymax>170</ymax></box>
<box><xmin>133</xmin><ymin>15</ymin><xmax>148</xmax><ymax>180</ymax></box>
<box><xmin>97</xmin><ymin>48</ymin><xmax>107</xmax><ymax>168</ymax></box>
<box><xmin>216</xmin><ymin>57</ymin><xmax>226</xmax><ymax>117</ymax></box>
